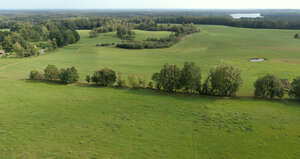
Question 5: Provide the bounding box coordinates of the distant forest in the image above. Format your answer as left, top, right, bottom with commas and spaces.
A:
0, 9, 300, 29
1, 9, 300, 29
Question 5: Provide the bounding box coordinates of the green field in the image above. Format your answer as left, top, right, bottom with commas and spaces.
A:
0, 26, 300, 159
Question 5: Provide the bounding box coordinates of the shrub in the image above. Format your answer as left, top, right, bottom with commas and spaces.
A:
294, 33, 299, 39
91, 68, 116, 86
29, 70, 44, 80
59, 67, 79, 84
289, 77, 300, 100
138, 77, 146, 88
128, 75, 141, 88
116, 72, 127, 88
44, 65, 60, 81
180, 62, 201, 93
96, 43, 114, 47
202, 64, 242, 96
152, 64, 182, 92
254, 74, 284, 99
148, 81, 154, 89
86, 75, 91, 83
152, 72, 162, 90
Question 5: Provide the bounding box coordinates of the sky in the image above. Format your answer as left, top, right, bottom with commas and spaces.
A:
1, 0, 300, 9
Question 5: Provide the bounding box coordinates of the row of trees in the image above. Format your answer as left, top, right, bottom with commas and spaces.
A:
151, 63, 242, 97
28, 63, 300, 101
254, 74, 300, 100
29, 65, 79, 84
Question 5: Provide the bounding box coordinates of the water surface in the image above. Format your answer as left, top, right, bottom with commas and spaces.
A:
231, 13, 263, 19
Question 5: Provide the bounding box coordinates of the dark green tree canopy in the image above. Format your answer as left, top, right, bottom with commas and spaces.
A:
289, 77, 300, 100
254, 74, 284, 99
202, 64, 242, 97
91, 68, 117, 86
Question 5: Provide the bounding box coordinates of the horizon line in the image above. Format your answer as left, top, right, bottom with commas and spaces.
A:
0, 8, 300, 10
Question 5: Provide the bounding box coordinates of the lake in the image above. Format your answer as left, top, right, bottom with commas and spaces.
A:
231, 13, 263, 19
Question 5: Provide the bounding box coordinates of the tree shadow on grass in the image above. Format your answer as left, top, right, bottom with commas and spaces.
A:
122, 88, 219, 102
23, 79, 67, 86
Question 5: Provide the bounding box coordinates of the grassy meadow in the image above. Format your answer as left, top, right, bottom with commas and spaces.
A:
0, 26, 300, 159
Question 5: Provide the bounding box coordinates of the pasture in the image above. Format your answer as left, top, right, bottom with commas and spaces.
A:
0, 25, 300, 159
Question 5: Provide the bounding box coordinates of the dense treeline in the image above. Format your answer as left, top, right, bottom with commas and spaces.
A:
152, 16, 300, 29
55, 15, 300, 30
2, 10, 300, 30
0, 22, 80, 57
29, 63, 300, 101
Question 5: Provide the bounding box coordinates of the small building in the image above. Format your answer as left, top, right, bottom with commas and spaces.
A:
0, 50, 5, 55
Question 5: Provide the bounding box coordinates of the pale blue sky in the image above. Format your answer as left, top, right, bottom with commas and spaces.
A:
1, 0, 300, 9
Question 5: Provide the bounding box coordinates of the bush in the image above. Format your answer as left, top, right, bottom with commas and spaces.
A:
254, 74, 284, 99
152, 72, 162, 90
96, 43, 114, 47
148, 81, 154, 89
152, 64, 182, 92
91, 68, 117, 86
44, 65, 60, 81
29, 70, 44, 80
116, 72, 127, 88
202, 64, 242, 97
128, 75, 141, 88
59, 67, 79, 84
86, 75, 91, 83
180, 62, 201, 93
294, 33, 299, 39
289, 77, 300, 100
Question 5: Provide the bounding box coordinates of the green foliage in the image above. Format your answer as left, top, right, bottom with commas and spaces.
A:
152, 64, 182, 92
202, 65, 242, 97
59, 67, 79, 84
295, 33, 299, 39
24, 43, 38, 57
13, 42, 25, 57
44, 64, 60, 81
254, 74, 285, 99
29, 70, 44, 80
128, 75, 141, 88
289, 77, 300, 100
0, 22, 80, 57
180, 62, 201, 93
152, 72, 162, 90
148, 81, 154, 89
117, 26, 136, 40
96, 43, 115, 47
116, 72, 127, 88
91, 68, 117, 86
85, 75, 91, 83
